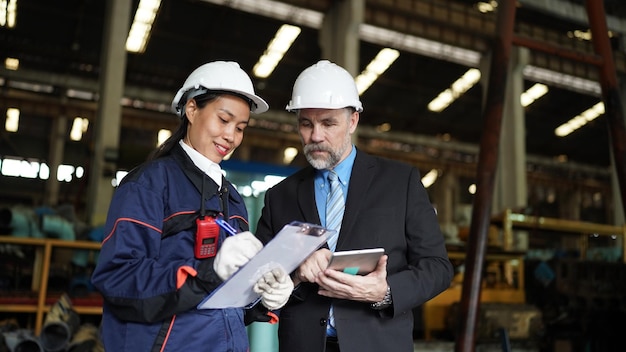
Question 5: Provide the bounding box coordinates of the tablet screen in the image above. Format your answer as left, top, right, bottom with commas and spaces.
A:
327, 248, 384, 275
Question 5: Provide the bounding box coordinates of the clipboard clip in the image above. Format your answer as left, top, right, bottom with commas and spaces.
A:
289, 221, 330, 237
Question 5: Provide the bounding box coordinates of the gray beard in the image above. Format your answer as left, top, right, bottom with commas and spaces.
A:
304, 147, 339, 169
303, 141, 350, 170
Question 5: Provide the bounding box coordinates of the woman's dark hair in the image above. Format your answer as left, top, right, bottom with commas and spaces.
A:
148, 90, 252, 161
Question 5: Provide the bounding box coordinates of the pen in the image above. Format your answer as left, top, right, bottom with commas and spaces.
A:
215, 218, 238, 236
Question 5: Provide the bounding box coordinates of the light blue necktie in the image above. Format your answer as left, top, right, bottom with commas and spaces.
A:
326, 170, 344, 336
326, 170, 344, 251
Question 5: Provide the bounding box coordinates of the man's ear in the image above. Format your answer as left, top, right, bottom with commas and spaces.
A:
349, 111, 360, 133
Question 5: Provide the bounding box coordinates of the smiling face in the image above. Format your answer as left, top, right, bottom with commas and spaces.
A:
297, 108, 359, 170
184, 94, 250, 163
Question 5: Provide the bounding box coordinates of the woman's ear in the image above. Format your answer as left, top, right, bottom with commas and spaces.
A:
185, 99, 197, 123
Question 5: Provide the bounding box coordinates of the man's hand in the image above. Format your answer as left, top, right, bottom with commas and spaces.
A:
254, 267, 294, 310
213, 231, 263, 281
317, 254, 389, 302
293, 248, 332, 285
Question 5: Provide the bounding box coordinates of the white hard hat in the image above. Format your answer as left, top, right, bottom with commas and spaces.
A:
171, 61, 269, 116
286, 60, 363, 112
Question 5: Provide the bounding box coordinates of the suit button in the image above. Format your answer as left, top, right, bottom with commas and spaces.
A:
320, 318, 327, 326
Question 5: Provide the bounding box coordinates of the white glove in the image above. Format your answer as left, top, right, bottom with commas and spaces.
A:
253, 267, 294, 310
213, 231, 263, 281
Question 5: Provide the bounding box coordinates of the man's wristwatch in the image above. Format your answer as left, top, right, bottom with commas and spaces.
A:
370, 286, 392, 310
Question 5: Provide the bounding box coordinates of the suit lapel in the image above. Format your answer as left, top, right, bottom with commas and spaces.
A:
336, 151, 376, 250
297, 167, 321, 225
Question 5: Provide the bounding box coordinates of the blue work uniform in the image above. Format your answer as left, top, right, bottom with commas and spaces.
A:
91, 143, 251, 351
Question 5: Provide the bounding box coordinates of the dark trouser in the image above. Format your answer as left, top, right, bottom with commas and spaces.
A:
325, 336, 340, 352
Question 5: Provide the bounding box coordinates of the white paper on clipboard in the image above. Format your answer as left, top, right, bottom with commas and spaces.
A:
197, 221, 332, 309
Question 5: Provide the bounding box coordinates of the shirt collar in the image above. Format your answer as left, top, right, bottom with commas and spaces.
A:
179, 139, 223, 187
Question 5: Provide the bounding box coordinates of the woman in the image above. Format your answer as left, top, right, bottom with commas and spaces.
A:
91, 61, 293, 351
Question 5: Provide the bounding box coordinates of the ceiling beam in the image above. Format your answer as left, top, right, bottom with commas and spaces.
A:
519, 0, 626, 35
0, 66, 610, 179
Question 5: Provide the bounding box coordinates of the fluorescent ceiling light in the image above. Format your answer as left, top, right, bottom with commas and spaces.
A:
421, 169, 439, 188
126, 0, 161, 53
0, 158, 39, 178
5, 57, 18, 70
555, 101, 604, 137
5, 107, 19, 132
520, 83, 548, 107
114, 171, 129, 187
70, 117, 89, 141
355, 48, 399, 95
282, 146, 298, 164
157, 129, 171, 147
376, 123, 391, 132
253, 24, 301, 78
476, 1, 498, 13
567, 29, 615, 41
0, 0, 17, 28
428, 68, 481, 112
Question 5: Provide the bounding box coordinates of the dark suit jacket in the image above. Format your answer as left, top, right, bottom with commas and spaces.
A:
255, 150, 453, 352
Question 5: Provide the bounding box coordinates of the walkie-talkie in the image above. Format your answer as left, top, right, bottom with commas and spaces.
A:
195, 176, 220, 259
194, 216, 219, 259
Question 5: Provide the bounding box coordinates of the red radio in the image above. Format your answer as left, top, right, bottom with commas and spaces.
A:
194, 216, 219, 259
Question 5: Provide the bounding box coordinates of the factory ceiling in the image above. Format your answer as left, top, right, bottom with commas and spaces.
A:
1, 0, 626, 174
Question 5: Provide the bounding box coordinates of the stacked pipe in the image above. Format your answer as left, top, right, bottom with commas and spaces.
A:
39, 294, 80, 352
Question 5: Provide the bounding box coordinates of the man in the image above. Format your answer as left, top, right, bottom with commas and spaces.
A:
255, 60, 453, 352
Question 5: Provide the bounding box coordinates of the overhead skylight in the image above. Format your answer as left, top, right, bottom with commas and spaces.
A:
355, 48, 399, 95
126, 0, 161, 53
555, 102, 604, 137
253, 24, 301, 78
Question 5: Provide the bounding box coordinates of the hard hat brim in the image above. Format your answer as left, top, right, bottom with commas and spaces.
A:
172, 87, 269, 116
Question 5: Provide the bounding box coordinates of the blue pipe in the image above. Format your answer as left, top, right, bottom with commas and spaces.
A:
0, 208, 44, 238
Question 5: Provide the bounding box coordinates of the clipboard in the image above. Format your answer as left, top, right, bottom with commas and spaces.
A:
197, 221, 332, 309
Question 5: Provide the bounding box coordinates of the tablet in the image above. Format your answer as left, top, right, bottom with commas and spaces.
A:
327, 248, 385, 275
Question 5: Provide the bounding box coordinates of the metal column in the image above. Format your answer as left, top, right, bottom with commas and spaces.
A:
455, 0, 517, 350
585, 0, 626, 220
85, 0, 131, 226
